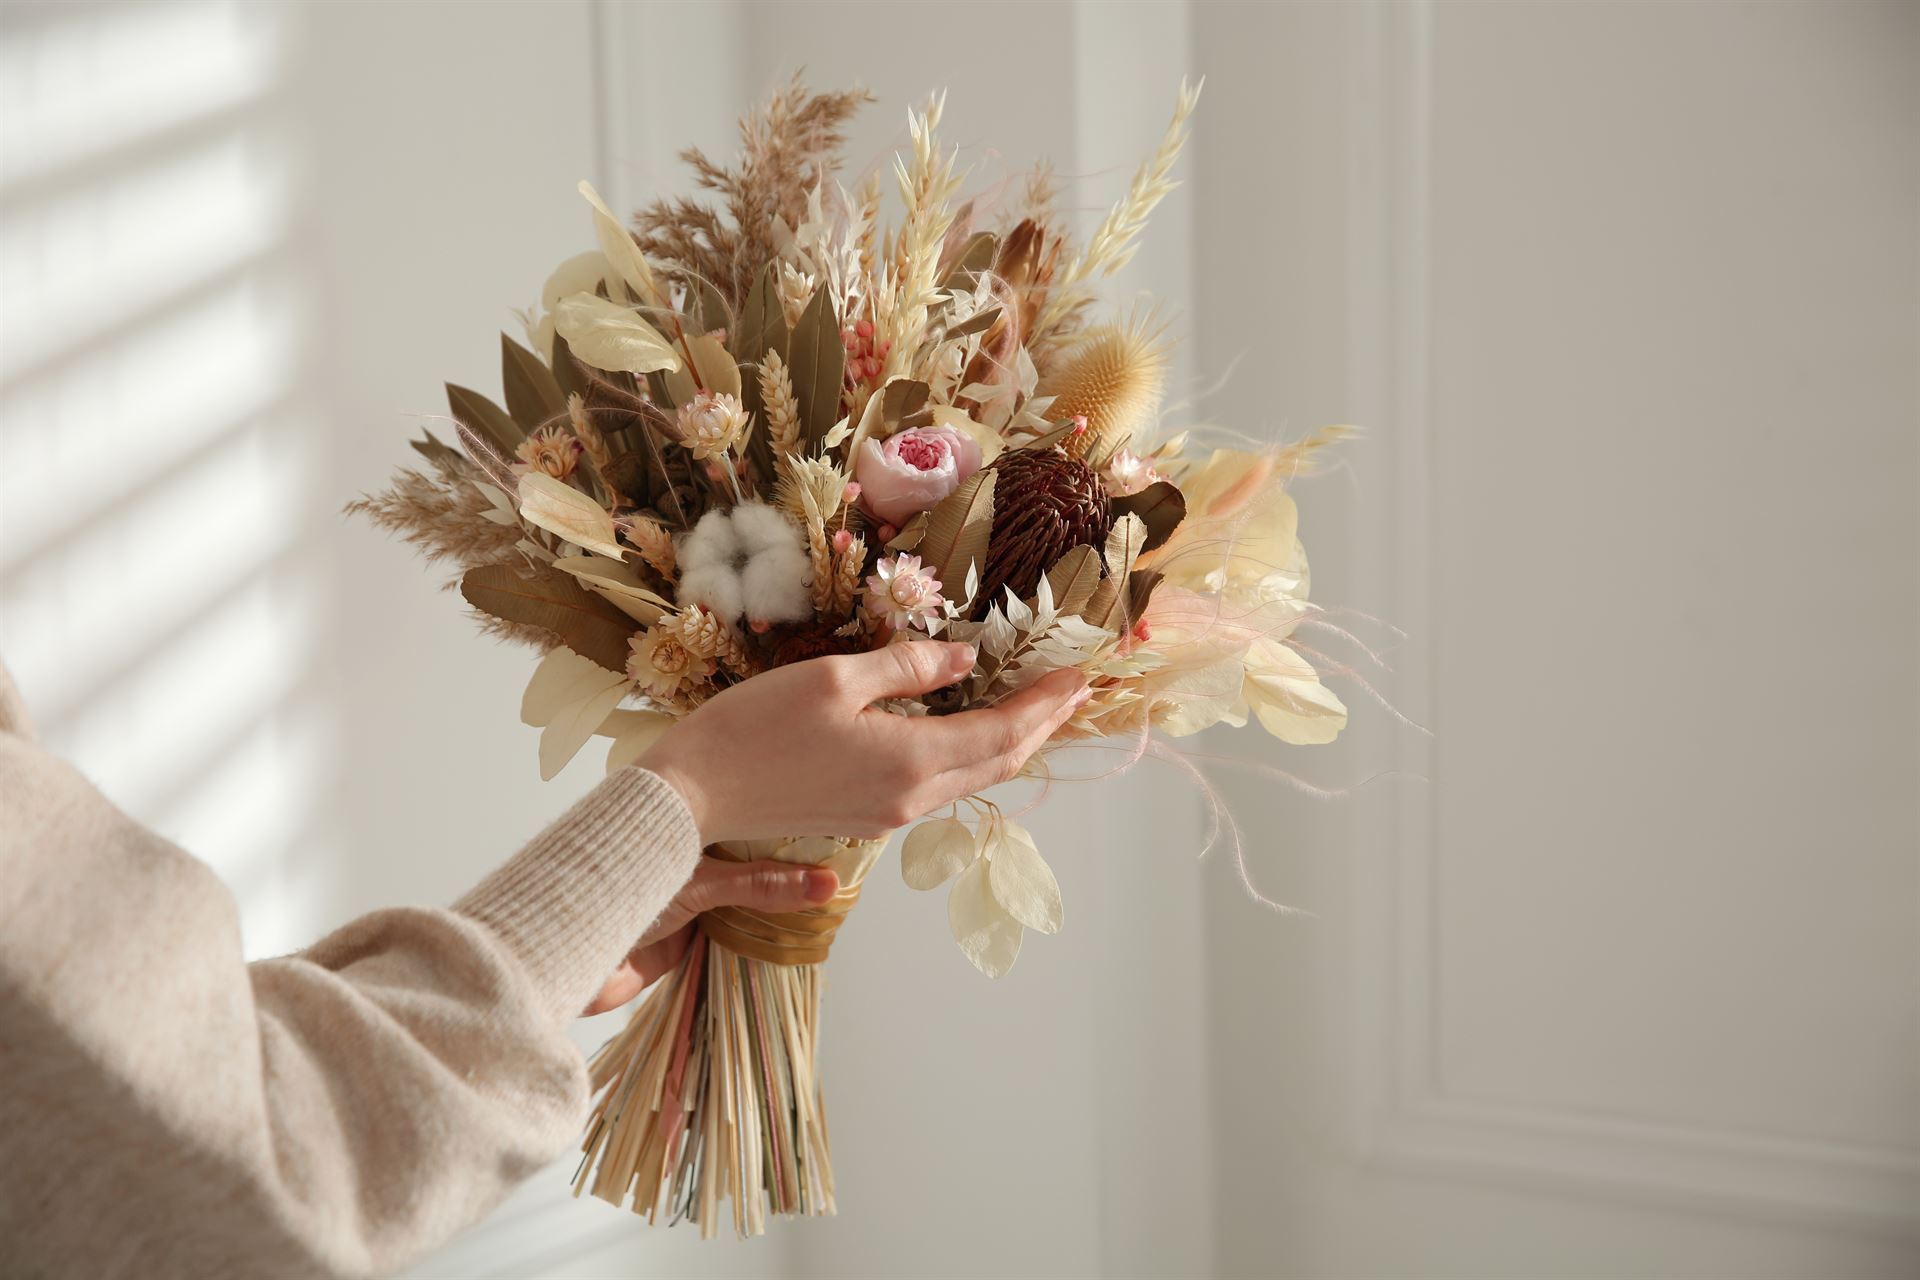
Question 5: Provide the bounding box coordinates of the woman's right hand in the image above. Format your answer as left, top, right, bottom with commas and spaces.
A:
636, 641, 1090, 844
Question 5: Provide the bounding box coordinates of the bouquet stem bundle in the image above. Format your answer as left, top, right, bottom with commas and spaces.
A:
574, 837, 879, 1238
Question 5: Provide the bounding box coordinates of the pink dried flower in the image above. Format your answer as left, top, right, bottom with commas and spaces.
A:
1103, 447, 1161, 497
854, 423, 983, 526
862, 553, 945, 631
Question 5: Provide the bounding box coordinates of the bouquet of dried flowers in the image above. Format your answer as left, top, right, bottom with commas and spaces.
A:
353, 77, 1352, 1238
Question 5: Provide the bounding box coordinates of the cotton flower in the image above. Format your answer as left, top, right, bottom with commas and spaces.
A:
1102, 447, 1160, 497
628, 625, 714, 699
854, 424, 983, 526
515, 425, 582, 481
675, 391, 750, 461
863, 554, 945, 631
676, 501, 812, 627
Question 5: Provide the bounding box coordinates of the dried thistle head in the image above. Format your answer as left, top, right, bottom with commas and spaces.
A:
1041, 314, 1170, 462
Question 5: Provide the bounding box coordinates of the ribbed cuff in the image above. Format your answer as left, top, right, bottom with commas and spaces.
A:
454, 767, 704, 1025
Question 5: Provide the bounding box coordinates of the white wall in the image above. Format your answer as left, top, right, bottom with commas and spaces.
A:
3, 2, 1914, 1278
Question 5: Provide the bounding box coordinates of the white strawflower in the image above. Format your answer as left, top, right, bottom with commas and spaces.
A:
675, 391, 750, 461
676, 501, 813, 626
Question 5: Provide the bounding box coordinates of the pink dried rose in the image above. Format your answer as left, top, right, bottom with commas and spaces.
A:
854, 424, 983, 526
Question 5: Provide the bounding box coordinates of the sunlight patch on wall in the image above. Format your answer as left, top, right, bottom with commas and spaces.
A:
0, 1, 325, 955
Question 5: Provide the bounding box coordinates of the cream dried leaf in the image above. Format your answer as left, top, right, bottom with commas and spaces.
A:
553, 293, 681, 375
900, 818, 974, 890
986, 819, 1062, 935
948, 857, 1023, 978
517, 473, 625, 559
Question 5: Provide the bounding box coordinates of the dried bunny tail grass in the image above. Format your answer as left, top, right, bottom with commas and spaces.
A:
878, 93, 963, 383
1032, 78, 1202, 347
345, 466, 523, 581
758, 349, 803, 460
1273, 424, 1360, 481
645, 77, 873, 306
1042, 311, 1171, 462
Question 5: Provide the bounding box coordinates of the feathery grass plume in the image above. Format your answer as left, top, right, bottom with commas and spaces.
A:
1043, 313, 1171, 462
345, 466, 524, 584
758, 349, 803, 460
1273, 424, 1360, 480
1032, 78, 1203, 351
636, 77, 873, 307
877, 94, 962, 387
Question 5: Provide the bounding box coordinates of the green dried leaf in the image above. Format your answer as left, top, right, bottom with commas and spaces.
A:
945, 305, 1002, 340
446, 382, 523, 459
501, 333, 566, 434
786, 286, 845, 450
887, 511, 929, 552
460, 563, 636, 675
1019, 419, 1084, 454
1108, 480, 1185, 552
409, 429, 466, 472
919, 469, 995, 606
939, 232, 999, 287
881, 379, 932, 432
694, 279, 732, 337
550, 333, 590, 402
732, 263, 789, 363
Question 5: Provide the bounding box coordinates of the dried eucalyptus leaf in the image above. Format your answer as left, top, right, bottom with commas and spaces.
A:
948, 857, 1023, 978
986, 820, 1062, 934
944, 305, 1002, 341
901, 818, 975, 890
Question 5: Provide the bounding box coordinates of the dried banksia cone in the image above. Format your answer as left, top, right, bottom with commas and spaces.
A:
1042, 319, 1168, 462
978, 448, 1112, 611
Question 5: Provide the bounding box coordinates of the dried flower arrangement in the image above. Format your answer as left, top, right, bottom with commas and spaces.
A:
353, 76, 1353, 1238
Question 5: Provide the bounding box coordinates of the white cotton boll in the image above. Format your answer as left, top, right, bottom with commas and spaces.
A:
740, 538, 813, 624
676, 562, 746, 623
680, 508, 742, 565
727, 501, 798, 554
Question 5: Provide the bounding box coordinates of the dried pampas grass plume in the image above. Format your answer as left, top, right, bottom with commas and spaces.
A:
1043, 315, 1170, 461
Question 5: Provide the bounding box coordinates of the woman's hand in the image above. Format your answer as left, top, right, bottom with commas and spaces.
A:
637, 641, 1089, 845
582, 858, 839, 1015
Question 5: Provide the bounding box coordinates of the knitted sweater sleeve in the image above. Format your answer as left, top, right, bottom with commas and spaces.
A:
0, 664, 703, 1279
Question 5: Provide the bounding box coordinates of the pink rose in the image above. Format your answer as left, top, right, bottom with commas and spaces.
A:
854, 425, 983, 526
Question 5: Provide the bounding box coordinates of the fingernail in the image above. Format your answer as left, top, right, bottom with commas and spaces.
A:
950, 643, 977, 668
804, 869, 839, 902
1070, 683, 1093, 707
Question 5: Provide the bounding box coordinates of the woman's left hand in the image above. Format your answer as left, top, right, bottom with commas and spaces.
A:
580, 859, 839, 1015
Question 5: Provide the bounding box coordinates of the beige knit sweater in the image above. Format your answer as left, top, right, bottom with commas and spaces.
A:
0, 660, 705, 1278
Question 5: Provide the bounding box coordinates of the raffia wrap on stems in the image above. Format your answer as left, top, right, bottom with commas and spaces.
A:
573, 833, 887, 1238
